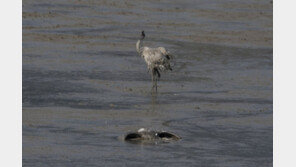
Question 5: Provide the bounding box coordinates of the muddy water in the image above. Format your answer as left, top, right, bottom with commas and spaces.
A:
23, 0, 272, 166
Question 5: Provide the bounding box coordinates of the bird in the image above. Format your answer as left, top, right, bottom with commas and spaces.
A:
124, 128, 181, 143
136, 31, 173, 92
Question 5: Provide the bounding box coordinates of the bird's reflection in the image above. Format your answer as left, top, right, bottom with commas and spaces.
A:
150, 92, 158, 112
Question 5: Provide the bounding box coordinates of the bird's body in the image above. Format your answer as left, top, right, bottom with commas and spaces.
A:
124, 128, 181, 143
136, 31, 173, 92
141, 46, 172, 72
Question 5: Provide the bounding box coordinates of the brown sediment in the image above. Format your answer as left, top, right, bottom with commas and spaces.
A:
23, 11, 61, 18
174, 30, 272, 48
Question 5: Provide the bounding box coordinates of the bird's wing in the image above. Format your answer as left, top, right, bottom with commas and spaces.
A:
143, 48, 162, 62
142, 47, 173, 71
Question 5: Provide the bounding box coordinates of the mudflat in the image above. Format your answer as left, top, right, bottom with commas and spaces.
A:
23, 0, 272, 166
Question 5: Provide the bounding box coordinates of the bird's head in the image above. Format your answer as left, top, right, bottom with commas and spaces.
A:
141, 31, 145, 39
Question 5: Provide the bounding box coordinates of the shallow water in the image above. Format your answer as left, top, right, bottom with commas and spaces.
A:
23, 0, 272, 166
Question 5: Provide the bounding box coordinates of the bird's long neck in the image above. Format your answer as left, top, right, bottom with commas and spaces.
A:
136, 38, 144, 54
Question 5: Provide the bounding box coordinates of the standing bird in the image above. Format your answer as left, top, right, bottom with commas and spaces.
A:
136, 31, 173, 92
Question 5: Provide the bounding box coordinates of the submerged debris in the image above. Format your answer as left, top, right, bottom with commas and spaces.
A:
124, 128, 181, 143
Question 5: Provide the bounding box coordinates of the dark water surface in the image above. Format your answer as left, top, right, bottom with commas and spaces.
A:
23, 0, 272, 166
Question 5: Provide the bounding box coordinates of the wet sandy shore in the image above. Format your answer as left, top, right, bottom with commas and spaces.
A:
23, 0, 272, 166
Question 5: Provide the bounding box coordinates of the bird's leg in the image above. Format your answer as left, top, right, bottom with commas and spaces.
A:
155, 77, 158, 92
151, 68, 159, 92
150, 68, 161, 93
154, 68, 160, 93
154, 78, 158, 93
151, 72, 155, 92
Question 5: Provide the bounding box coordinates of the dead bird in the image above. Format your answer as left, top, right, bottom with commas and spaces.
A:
124, 128, 181, 143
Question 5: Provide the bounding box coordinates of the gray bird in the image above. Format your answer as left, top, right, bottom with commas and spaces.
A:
136, 31, 173, 92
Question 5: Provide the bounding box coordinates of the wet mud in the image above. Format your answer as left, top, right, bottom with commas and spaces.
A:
23, 0, 272, 166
